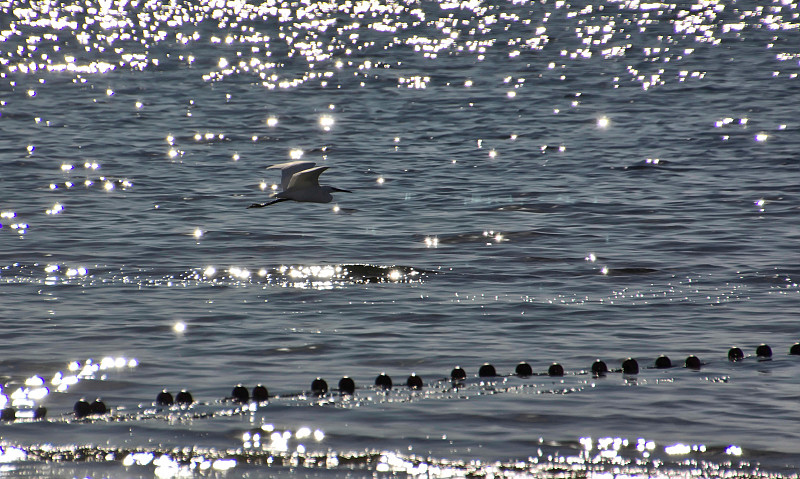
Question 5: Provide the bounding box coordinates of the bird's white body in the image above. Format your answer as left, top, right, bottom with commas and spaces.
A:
249, 161, 351, 208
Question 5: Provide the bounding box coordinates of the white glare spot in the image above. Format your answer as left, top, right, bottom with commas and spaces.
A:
174, 322, 186, 333
25, 376, 44, 387
319, 115, 334, 131
755, 133, 768, 142
193, 228, 203, 239
212, 459, 236, 471
665, 443, 691, 455
266, 116, 278, 127
725, 445, 743, 456
597, 116, 610, 128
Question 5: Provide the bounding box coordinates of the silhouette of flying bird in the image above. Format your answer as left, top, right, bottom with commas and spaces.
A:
248, 161, 352, 208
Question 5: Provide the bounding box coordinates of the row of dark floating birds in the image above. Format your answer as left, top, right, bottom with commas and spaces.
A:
1, 343, 795, 422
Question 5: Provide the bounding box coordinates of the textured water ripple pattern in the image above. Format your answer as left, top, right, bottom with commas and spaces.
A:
3, 0, 800, 88
0, 262, 429, 288
2, 348, 800, 477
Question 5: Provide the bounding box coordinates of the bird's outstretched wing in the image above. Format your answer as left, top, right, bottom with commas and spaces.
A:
286, 166, 329, 191
267, 161, 316, 191
247, 198, 289, 208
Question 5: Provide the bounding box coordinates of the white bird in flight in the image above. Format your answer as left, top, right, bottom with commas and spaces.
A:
248, 161, 352, 208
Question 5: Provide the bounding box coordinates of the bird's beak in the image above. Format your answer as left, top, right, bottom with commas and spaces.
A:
332, 187, 353, 193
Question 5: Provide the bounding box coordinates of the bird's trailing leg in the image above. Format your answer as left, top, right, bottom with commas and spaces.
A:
247, 198, 289, 208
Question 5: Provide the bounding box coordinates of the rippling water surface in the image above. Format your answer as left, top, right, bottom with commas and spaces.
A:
2, 0, 800, 476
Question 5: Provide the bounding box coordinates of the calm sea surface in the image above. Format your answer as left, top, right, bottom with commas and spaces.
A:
2, 0, 800, 476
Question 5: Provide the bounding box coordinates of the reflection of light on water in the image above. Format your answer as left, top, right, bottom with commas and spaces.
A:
228, 266, 251, 279
10, 263, 424, 289
45, 203, 64, 215
3, 357, 137, 407
242, 425, 324, 458
0, 447, 26, 463
725, 445, 742, 456
481, 230, 504, 244
123, 452, 154, 466
319, 115, 334, 132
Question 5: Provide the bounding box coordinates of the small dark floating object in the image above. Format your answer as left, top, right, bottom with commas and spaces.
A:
654, 355, 672, 369
1, 407, 16, 422
252, 384, 269, 402
406, 373, 423, 390
90, 399, 108, 415
338, 377, 355, 395
591, 360, 608, 375
156, 389, 174, 406
33, 406, 47, 420
478, 363, 497, 377
684, 355, 702, 370
790, 343, 800, 355
622, 358, 639, 374
231, 384, 250, 403
515, 362, 533, 377
756, 343, 772, 358
375, 373, 393, 390
74, 399, 92, 418
450, 366, 467, 381
728, 347, 744, 362
547, 363, 564, 377
311, 378, 328, 396
175, 390, 194, 405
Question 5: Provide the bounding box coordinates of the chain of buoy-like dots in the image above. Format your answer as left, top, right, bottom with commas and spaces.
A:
1, 343, 796, 422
